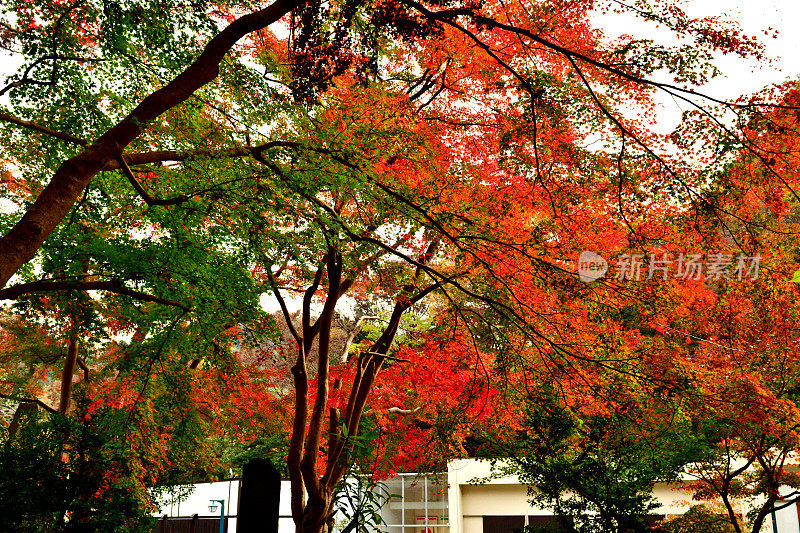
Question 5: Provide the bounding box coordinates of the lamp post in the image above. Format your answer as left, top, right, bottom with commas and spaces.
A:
771, 503, 779, 533
208, 499, 225, 533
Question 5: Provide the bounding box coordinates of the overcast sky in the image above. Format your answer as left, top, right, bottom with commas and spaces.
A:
684, 0, 800, 95
595, 0, 800, 132
0, 1, 797, 132
0, 1, 797, 95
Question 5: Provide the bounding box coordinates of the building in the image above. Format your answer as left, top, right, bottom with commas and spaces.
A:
445, 459, 800, 533
154, 459, 800, 532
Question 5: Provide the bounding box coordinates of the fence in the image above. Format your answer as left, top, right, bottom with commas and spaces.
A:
153, 514, 229, 533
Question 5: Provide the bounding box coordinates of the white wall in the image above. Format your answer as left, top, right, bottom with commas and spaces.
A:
156, 479, 241, 531
765, 491, 800, 533
446, 459, 800, 533
155, 478, 297, 532
155, 479, 357, 533
154, 464, 800, 533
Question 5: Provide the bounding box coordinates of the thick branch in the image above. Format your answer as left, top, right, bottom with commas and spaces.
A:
102, 140, 301, 169
0, 392, 57, 414
301, 251, 344, 502
323, 240, 443, 487
0, 0, 300, 288
116, 155, 188, 206
58, 336, 78, 413
76, 356, 90, 382
0, 278, 189, 311
325, 301, 407, 487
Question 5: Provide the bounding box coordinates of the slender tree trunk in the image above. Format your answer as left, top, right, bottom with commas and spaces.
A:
721, 493, 743, 533
59, 336, 79, 413
751, 496, 777, 533
284, 243, 437, 532
289, 353, 310, 533
295, 310, 405, 533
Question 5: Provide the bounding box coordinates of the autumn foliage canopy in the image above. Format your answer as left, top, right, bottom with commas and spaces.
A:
0, 0, 799, 531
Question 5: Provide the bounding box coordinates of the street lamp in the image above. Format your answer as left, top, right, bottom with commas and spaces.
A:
208, 499, 225, 533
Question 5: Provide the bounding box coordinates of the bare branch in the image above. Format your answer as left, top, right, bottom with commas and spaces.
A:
340, 315, 378, 363
267, 267, 302, 345
387, 406, 421, 416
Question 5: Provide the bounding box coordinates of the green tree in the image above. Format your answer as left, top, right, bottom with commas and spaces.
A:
0, 408, 160, 533
506, 387, 702, 533
654, 506, 736, 533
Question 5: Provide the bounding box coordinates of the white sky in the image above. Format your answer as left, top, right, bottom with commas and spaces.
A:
0, 0, 796, 127
595, 0, 800, 132
683, 0, 800, 95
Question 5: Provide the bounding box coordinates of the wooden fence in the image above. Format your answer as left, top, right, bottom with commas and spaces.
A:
153, 514, 229, 533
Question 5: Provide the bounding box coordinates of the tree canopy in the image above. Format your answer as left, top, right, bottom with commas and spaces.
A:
1, 0, 800, 531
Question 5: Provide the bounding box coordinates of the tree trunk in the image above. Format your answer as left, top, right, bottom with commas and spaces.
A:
282, 244, 436, 532
750, 496, 777, 533
301, 491, 333, 533
59, 336, 79, 413
7, 401, 38, 438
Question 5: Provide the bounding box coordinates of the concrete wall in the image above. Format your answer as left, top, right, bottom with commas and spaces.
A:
156, 480, 242, 532
448, 459, 549, 533
447, 459, 800, 533
155, 479, 341, 533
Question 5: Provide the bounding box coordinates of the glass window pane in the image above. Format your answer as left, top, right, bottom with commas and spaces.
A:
376, 476, 404, 527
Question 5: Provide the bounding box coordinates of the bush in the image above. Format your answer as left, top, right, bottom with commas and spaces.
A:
654, 506, 737, 533
0, 411, 156, 533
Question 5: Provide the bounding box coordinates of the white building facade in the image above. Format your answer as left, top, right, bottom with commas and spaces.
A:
155, 459, 800, 533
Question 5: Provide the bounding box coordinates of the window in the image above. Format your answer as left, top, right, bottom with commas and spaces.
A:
378, 474, 449, 533
483, 516, 525, 533
527, 515, 572, 532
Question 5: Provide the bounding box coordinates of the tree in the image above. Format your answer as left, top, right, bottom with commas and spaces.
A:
484, 363, 702, 533
0, 399, 190, 533
655, 506, 737, 533
1, 0, 798, 532
651, 86, 800, 533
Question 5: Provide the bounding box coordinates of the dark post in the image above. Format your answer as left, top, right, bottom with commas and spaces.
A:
237, 458, 281, 533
